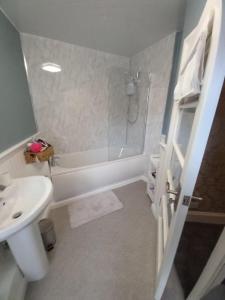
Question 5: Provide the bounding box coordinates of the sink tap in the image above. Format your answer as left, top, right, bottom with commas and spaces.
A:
0, 172, 11, 193
50, 156, 60, 167
0, 186, 6, 203
0, 185, 7, 201
0, 185, 6, 191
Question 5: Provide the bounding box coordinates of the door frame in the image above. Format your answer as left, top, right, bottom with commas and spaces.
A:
154, 0, 225, 299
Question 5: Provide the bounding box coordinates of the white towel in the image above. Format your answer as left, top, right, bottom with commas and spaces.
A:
174, 4, 214, 102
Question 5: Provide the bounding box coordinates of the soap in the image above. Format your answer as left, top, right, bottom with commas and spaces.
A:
30, 142, 42, 153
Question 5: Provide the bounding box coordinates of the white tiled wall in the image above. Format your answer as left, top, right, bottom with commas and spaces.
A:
130, 32, 176, 157
18, 32, 175, 162
21, 33, 129, 154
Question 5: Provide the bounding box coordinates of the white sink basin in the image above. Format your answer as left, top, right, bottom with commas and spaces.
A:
0, 176, 53, 282
0, 176, 52, 241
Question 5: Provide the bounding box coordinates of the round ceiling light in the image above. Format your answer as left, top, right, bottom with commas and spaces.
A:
41, 62, 62, 73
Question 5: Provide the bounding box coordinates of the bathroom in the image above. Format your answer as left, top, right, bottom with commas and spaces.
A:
0, 0, 225, 299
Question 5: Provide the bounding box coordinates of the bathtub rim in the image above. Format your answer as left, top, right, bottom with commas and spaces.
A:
51, 153, 147, 176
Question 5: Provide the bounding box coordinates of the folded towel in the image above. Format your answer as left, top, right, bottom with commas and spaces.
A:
174, 5, 214, 102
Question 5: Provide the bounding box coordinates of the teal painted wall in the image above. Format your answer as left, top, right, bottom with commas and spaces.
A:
162, 32, 182, 136
182, 0, 207, 38
0, 10, 37, 152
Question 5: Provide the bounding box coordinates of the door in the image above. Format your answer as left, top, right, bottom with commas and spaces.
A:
154, 1, 225, 298
155, 98, 204, 300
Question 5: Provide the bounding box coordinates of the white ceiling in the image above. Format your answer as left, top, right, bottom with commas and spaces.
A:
0, 0, 186, 57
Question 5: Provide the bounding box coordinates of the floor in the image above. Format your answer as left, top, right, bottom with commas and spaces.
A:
25, 181, 157, 300
202, 284, 225, 300
161, 267, 185, 300
175, 221, 224, 297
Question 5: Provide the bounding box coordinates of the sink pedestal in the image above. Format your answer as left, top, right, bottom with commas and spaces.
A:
7, 222, 49, 281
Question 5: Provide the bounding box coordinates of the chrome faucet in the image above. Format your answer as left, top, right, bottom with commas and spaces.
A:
50, 156, 60, 167
0, 184, 7, 203
0, 185, 6, 191
0, 172, 11, 194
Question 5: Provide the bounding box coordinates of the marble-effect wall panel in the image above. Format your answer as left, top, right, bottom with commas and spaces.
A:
21, 32, 175, 159
108, 67, 128, 149
130, 33, 176, 157
21, 33, 129, 154
126, 71, 150, 155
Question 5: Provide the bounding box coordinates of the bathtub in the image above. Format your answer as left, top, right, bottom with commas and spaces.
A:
51, 148, 147, 203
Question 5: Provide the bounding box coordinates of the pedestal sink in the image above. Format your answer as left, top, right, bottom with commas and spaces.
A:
0, 176, 53, 281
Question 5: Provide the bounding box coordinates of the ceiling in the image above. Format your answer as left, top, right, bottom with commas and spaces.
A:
0, 0, 186, 57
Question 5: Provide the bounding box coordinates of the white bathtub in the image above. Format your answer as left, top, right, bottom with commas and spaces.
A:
51, 148, 147, 203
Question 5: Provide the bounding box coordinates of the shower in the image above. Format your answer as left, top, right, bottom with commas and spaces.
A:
115, 71, 142, 159
108, 67, 149, 161
125, 71, 141, 125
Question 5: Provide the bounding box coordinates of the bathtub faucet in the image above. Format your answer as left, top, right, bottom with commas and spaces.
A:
50, 155, 60, 167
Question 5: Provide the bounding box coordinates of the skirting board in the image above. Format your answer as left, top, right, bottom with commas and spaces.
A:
48, 175, 148, 211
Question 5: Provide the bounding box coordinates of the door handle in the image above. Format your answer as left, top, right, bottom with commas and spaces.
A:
190, 196, 203, 201
183, 195, 203, 206
167, 188, 202, 201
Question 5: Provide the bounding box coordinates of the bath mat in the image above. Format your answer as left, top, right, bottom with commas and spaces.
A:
68, 191, 123, 228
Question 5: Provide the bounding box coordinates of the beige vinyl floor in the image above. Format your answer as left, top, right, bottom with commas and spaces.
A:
25, 181, 157, 300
